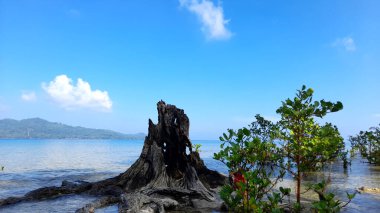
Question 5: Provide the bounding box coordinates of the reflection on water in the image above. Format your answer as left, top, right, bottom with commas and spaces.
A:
275, 158, 380, 213
0, 195, 98, 213
0, 140, 379, 212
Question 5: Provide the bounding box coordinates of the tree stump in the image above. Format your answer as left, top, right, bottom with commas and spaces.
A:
0, 101, 227, 212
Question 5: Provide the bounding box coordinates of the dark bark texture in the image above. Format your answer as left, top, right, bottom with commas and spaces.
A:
0, 101, 227, 212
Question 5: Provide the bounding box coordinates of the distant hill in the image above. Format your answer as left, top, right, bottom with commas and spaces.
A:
0, 118, 145, 139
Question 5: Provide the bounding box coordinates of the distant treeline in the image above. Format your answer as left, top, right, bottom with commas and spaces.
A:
0, 118, 145, 139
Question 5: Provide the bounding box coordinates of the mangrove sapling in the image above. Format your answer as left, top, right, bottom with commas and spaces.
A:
192, 143, 202, 153
350, 124, 380, 165
214, 115, 291, 212
309, 180, 356, 213
275, 85, 345, 207
340, 151, 351, 170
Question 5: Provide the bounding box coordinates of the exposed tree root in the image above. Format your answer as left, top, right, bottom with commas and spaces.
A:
76, 196, 120, 213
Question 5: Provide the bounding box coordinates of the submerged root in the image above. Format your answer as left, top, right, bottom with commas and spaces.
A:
0, 180, 92, 206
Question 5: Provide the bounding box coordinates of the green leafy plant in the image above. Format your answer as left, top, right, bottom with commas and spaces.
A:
275, 85, 345, 206
340, 151, 351, 169
309, 180, 356, 213
192, 143, 202, 153
215, 115, 290, 212
350, 124, 380, 164
215, 86, 355, 212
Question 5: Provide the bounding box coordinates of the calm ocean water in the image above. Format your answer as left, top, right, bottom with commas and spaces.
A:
0, 139, 379, 212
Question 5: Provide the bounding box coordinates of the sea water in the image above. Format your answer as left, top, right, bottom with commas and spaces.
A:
0, 139, 379, 212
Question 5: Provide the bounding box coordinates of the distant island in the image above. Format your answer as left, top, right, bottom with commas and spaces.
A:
0, 118, 145, 139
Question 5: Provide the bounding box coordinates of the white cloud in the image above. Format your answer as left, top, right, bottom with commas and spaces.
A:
332, 36, 356, 52
21, 91, 36, 102
42, 75, 112, 111
180, 0, 232, 40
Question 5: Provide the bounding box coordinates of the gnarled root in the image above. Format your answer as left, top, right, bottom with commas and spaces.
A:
76, 196, 120, 213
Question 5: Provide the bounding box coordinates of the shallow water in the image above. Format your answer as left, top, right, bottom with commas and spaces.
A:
0, 139, 379, 212
276, 158, 380, 213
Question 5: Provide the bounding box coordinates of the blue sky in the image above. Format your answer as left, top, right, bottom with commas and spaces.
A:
0, 0, 379, 140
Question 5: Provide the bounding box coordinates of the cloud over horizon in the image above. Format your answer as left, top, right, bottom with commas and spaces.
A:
21, 91, 36, 102
42, 75, 112, 111
333, 36, 356, 52
180, 0, 232, 40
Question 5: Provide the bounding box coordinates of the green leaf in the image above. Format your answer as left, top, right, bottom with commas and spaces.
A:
314, 101, 320, 107
346, 192, 356, 200
331, 101, 343, 112
223, 133, 228, 140
307, 88, 314, 96
242, 128, 250, 136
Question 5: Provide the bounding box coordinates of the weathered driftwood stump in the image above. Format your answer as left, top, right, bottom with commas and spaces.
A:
0, 101, 227, 212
